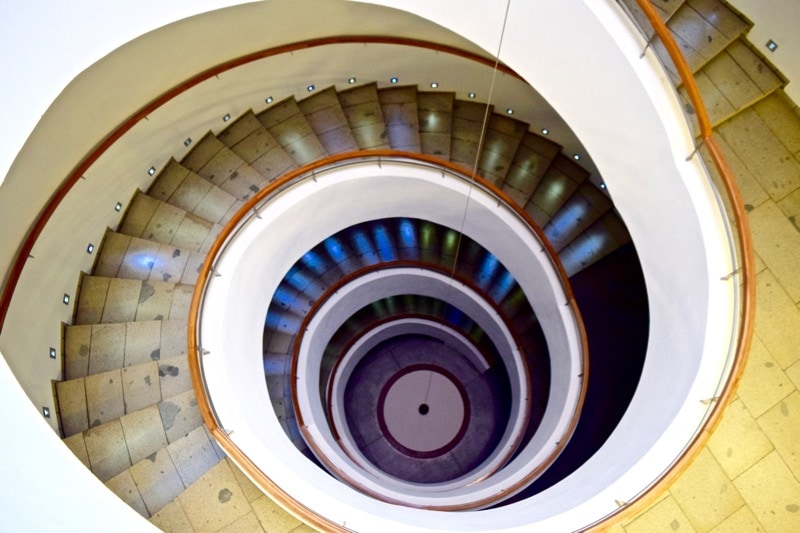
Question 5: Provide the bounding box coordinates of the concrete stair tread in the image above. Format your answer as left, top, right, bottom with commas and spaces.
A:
257, 97, 328, 165
338, 82, 391, 150
298, 86, 359, 154
75, 276, 194, 325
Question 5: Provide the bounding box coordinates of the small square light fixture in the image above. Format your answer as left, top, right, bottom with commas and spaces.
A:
390, 77, 398, 84
42, 407, 50, 418
184, 137, 192, 147
468, 92, 476, 99
49, 347, 57, 359
573, 154, 581, 160
223, 113, 231, 122
114, 202, 122, 212
307, 84, 315, 92
506, 108, 514, 115
430, 82, 439, 88
265, 96, 273, 103
541, 128, 549, 135
86, 243, 94, 254
348, 77, 357, 84
600, 182, 607, 189
766, 39, 778, 52
62, 293, 70, 305
147, 166, 156, 176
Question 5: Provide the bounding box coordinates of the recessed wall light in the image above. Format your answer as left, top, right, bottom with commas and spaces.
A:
86, 243, 94, 254
307, 85, 315, 92
766, 39, 778, 52
223, 113, 231, 122
63, 294, 70, 305
430, 82, 439, 88
506, 108, 514, 115
184, 137, 192, 147
265, 96, 273, 103
114, 202, 122, 212
390, 77, 398, 84
600, 182, 607, 189
42, 407, 50, 418
348, 77, 356, 84
573, 154, 581, 160
541, 128, 549, 135
468, 92, 476, 99
147, 167, 156, 176
49, 348, 57, 359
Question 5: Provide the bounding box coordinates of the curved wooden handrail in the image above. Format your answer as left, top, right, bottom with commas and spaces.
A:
592, 1, 756, 529
189, 151, 588, 518
0, 36, 520, 335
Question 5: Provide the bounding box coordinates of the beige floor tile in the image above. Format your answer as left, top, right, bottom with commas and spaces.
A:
230, 462, 264, 503
777, 186, 800, 232
735, 335, 792, 417
85, 369, 124, 426
124, 320, 162, 367
56, 378, 88, 436
750, 202, 800, 302
144, 201, 187, 245
733, 451, 800, 533
757, 391, 800, 481
288, 524, 316, 533
753, 251, 766, 274
88, 322, 126, 374
703, 51, 763, 112
130, 448, 186, 516
62, 432, 90, 468
159, 389, 203, 443
708, 399, 773, 479
167, 426, 221, 487
181, 251, 206, 286
94, 231, 130, 277
169, 283, 195, 321
102, 279, 142, 323
119, 237, 161, 280
151, 243, 190, 284
122, 361, 161, 413
624, 495, 696, 533
204, 425, 227, 460
159, 355, 192, 399
149, 160, 191, 202
160, 320, 188, 359
179, 460, 251, 532
106, 470, 149, 518
251, 494, 303, 533
121, 404, 168, 464
172, 213, 213, 252
786, 360, 800, 391
64, 324, 91, 379
84, 419, 131, 482
708, 505, 765, 533
76, 276, 110, 325
702, 131, 769, 211
754, 269, 800, 368
170, 172, 212, 214
120, 193, 159, 238
754, 92, 800, 156
218, 510, 265, 533
150, 499, 194, 533
135, 280, 175, 321
669, 448, 744, 531
720, 110, 800, 202
194, 185, 236, 224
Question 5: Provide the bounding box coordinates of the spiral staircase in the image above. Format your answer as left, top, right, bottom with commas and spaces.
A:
2, 0, 800, 531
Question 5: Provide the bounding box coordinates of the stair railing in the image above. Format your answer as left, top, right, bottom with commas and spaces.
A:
592, 0, 756, 528
188, 151, 588, 520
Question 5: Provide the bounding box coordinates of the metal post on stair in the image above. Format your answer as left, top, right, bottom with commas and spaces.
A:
686, 138, 705, 161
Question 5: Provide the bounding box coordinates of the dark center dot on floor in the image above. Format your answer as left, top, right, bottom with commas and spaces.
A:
418, 403, 430, 415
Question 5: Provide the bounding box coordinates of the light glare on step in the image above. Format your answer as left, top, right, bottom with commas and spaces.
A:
766, 39, 778, 52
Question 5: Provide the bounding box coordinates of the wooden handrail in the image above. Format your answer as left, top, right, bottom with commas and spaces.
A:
0, 36, 520, 336
188, 151, 588, 518
593, 1, 756, 529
